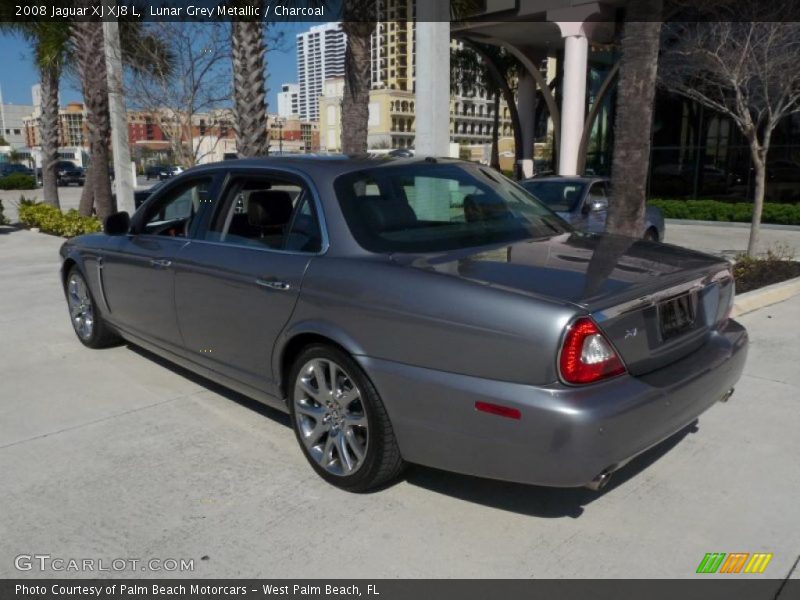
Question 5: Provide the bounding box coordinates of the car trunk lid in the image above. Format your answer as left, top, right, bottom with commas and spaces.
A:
401, 232, 734, 375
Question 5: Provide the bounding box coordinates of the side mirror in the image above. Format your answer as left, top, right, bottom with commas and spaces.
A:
587, 196, 608, 212
104, 211, 130, 236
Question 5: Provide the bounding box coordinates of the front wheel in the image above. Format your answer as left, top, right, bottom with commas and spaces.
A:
288, 345, 405, 492
65, 267, 121, 348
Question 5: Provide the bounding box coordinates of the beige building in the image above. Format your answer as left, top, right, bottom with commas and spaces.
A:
320, 78, 417, 152
319, 0, 513, 154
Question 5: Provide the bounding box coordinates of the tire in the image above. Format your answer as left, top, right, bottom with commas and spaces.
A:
643, 227, 659, 242
288, 344, 405, 492
65, 266, 121, 349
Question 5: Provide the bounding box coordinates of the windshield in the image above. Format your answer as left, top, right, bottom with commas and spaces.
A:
334, 163, 571, 253
519, 180, 586, 212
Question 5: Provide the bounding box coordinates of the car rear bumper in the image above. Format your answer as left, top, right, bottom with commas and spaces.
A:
358, 319, 748, 487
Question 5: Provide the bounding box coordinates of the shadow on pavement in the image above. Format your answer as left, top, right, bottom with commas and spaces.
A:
127, 344, 290, 428
127, 343, 698, 518
403, 423, 696, 518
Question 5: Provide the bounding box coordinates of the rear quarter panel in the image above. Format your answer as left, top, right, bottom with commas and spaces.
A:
283, 257, 579, 385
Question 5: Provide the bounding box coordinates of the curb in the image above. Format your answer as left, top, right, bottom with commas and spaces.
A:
665, 219, 800, 232
732, 275, 800, 317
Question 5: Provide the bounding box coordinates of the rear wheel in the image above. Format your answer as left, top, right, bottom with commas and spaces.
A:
288, 344, 405, 492
65, 267, 120, 348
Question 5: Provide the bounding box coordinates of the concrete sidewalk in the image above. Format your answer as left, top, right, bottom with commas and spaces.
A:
664, 220, 800, 259
0, 227, 798, 581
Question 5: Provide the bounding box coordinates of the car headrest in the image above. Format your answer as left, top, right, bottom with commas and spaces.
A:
247, 190, 293, 228
361, 195, 418, 232
464, 194, 512, 222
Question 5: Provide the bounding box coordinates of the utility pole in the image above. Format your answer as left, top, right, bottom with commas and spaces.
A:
0, 85, 7, 146
103, 17, 135, 214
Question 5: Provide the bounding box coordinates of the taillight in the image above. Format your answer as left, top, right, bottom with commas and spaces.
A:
559, 317, 626, 384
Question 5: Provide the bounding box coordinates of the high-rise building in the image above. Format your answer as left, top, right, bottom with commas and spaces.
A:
296, 23, 346, 122
277, 83, 300, 118
370, 0, 416, 92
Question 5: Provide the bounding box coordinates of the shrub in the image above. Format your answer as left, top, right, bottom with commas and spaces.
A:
733, 245, 800, 293
0, 199, 6, 225
649, 199, 800, 226
18, 199, 101, 238
0, 173, 37, 190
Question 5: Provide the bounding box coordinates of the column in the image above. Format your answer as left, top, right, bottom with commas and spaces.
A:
415, 2, 450, 157
557, 24, 588, 176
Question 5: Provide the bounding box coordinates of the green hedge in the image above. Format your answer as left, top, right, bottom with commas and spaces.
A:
18, 199, 101, 237
0, 173, 37, 190
650, 199, 800, 226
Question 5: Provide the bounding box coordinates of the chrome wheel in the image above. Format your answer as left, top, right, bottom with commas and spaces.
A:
67, 272, 94, 340
293, 358, 369, 477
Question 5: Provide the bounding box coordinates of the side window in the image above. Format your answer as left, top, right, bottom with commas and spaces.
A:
284, 195, 322, 253
143, 178, 211, 236
587, 181, 607, 201
204, 176, 321, 252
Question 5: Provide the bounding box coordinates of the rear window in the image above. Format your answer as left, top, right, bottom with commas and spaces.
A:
334, 163, 570, 253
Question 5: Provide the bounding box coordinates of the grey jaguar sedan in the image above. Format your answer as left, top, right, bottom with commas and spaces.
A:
60, 157, 747, 492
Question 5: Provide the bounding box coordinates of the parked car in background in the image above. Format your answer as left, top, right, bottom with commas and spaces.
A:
59, 157, 746, 492
145, 165, 168, 180
58, 166, 86, 187
520, 176, 665, 241
158, 165, 184, 180
0, 163, 34, 178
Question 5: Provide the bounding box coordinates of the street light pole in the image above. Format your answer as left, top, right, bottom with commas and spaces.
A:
103, 16, 135, 214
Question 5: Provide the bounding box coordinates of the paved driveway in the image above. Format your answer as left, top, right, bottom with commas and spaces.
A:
0, 227, 798, 580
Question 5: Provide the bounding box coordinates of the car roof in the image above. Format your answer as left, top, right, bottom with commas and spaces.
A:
521, 175, 606, 184
184, 155, 467, 178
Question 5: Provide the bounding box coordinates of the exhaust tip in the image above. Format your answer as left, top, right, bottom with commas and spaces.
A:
586, 470, 612, 491
719, 388, 735, 403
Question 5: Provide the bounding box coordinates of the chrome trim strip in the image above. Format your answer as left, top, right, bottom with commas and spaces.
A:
593, 268, 732, 322
96, 256, 111, 312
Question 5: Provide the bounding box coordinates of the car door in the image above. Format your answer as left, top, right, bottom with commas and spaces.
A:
174, 171, 325, 395
100, 175, 218, 351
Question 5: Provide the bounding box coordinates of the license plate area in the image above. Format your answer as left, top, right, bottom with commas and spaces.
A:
658, 292, 697, 340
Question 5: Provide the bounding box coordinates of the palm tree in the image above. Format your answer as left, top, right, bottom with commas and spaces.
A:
341, 1, 378, 155
70, 16, 114, 219
231, 1, 270, 157
0, 23, 69, 209
606, 0, 663, 238
451, 43, 518, 170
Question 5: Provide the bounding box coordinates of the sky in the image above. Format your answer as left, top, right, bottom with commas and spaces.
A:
0, 22, 308, 111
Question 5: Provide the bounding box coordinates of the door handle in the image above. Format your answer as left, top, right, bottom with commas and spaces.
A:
150, 258, 172, 268
256, 278, 291, 291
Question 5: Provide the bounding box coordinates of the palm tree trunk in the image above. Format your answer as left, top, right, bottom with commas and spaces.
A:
39, 63, 61, 209
341, 22, 374, 155
79, 163, 94, 215
607, 0, 662, 238
491, 91, 501, 170
232, 15, 269, 157
72, 17, 114, 219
